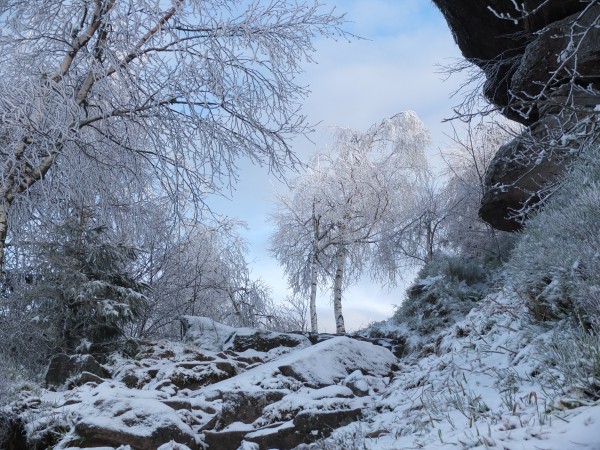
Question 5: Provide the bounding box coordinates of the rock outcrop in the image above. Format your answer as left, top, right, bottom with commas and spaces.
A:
4, 318, 399, 450
433, 0, 600, 230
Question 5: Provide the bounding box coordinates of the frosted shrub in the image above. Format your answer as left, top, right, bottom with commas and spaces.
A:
393, 254, 492, 336
507, 143, 600, 326
539, 327, 600, 400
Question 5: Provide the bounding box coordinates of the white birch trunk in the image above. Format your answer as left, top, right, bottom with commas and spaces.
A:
333, 245, 346, 334
0, 202, 8, 273
309, 249, 319, 333
426, 221, 434, 263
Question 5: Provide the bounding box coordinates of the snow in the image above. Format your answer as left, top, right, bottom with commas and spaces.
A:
195, 336, 397, 397
181, 316, 236, 352
6, 293, 600, 450
314, 289, 600, 449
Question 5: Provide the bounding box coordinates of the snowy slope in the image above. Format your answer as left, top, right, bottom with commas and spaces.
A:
2, 288, 600, 450
309, 289, 600, 449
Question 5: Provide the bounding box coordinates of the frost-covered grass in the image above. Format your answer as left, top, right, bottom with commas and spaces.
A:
3, 286, 600, 449
316, 289, 600, 449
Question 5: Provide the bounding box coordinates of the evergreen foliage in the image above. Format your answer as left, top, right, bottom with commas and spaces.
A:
22, 216, 148, 356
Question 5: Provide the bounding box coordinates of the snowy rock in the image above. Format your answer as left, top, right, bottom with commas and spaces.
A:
202, 428, 247, 450
220, 390, 287, 427
293, 408, 362, 438
342, 371, 370, 397
165, 361, 239, 391
71, 396, 197, 449
180, 316, 236, 352
244, 422, 303, 450
69, 371, 106, 388
223, 328, 311, 353
272, 337, 397, 388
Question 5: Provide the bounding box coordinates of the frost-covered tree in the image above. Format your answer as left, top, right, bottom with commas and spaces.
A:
0, 0, 348, 272
441, 121, 518, 260
270, 167, 335, 333
271, 112, 431, 333
134, 219, 287, 338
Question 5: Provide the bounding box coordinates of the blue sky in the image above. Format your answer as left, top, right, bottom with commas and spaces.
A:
208, 0, 467, 332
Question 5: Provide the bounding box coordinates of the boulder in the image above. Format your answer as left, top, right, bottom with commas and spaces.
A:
432, 0, 586, 120
202, 429, 247, 450
223, 329, 311, 353
270, 337, 397, 388
480, 139, 564, 231
167, 361, 239, 391
68, 371, 105, 388
72, 397, 197, 450
220, 390, 287, 427
479, 104, 600, 231
432, 0, 600, 229
292, 408, 363, 438
45, 354, 110, 387
244, 422, 304, 450
511, 6, 600, 103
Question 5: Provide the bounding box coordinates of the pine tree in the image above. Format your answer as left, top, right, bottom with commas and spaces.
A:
31, 213, 148, 355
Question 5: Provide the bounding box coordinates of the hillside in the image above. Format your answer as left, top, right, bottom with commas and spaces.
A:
2, 286, 599, 449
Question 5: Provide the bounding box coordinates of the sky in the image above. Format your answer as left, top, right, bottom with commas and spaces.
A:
208, 0, 468, 332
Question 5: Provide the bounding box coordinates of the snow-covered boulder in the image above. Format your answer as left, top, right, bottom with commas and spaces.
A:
201, 336, 398, 395
272, 336, 397, 388
223, 328, 311, 353
67, 393, 198, 449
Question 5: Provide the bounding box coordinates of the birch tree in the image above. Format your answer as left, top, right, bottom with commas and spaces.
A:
270, 165, 336, 333
270, 112, 431, 333
0, 0, 347, 272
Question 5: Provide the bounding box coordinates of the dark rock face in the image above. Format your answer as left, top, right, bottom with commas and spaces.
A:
510, 5, 600, 118
479, 126, 578, 231
433, 0, 600, 230
220, 390, 287, 427
432, 0, 588, 119
44, 354, 110, 387
293, 408, 363, 438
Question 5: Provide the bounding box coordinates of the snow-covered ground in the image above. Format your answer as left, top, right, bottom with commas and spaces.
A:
322, 289, 600, 449
2, 288, 600, 449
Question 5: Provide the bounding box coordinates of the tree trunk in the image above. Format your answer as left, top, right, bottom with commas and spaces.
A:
426, 221, 434, 263
0, 201, 9, 273
309, 250, 319, 333
333, 246, 346, 334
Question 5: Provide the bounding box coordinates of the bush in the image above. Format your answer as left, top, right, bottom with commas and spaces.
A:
507, 143, 600, 327
538, 326, 600, 400
393, 254, 493, 336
